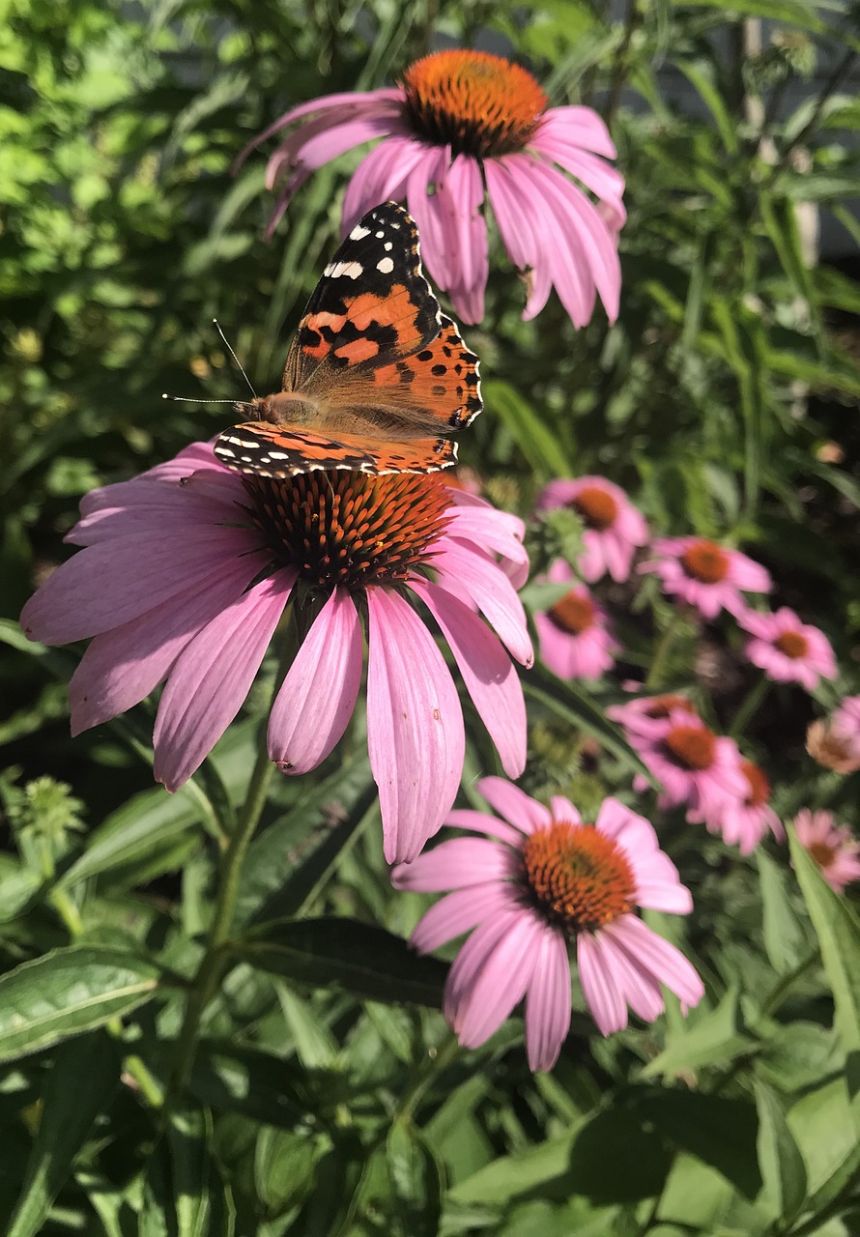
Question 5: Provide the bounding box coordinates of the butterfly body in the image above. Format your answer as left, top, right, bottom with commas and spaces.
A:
214, 202, 481, 478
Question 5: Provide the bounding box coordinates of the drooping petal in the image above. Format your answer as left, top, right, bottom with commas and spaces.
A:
409, 883, 514, 953
436, 153, 488, 324
431, 542, 533, 667
577, 931, 628, 1035
391, 836, 513, 892
153, 570, 294, 790
406, 143, 453, 291
604, 915, 704, 1012
410, 578, 526, 778
477, 777, 551, 834
447, 909, 544, 1048
445, 808, 524, 847
21, 526, 258, 646
69, 549, 270, 735
366, 588, 465, 864
536, 107, 617, 160
234, 88, 404, 168
341, 136, 428, 232
268, 588, 363, 775
524, 927, 572, 1071
485, 157, 553, 320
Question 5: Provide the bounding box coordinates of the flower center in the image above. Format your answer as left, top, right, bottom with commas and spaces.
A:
644, 694, 695, 720
664, 723, 716, 771
401, 49, 547, 159
741, 759, 769, 807
571, 485, 619, 531
548, 590, 595, 635
681, 540, 730, 584
522, 821, 636, 931
809, 841, 835, 868
243, 472, 450, 590
775, 630, 809, 659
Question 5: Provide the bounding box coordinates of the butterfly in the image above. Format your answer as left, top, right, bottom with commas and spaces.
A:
213, 201, 482, 478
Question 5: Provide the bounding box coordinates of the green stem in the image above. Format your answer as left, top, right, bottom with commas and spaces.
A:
645, 610, 683, 689
730, 675, 770, 739
168, 734, 275, 1099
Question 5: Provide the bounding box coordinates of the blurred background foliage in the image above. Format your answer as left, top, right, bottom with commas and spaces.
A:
1, 0, 860, 1233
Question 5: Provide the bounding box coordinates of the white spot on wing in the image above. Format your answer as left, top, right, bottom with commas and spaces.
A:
350, 224, 371, 240
376, 257, 394, 274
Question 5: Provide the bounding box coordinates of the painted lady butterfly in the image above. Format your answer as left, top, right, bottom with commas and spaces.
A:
213, 202, 482, 477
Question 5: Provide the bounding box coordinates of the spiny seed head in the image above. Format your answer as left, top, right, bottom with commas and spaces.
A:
522, 821, 636, 931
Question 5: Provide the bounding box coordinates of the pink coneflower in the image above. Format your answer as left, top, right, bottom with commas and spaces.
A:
393, 779, 703, 1068
534, 561, 618, 680
703, 759, 784, 855
639, 538, 771, 620
634, 710, 748, 821
20, 443, 532, 864
608, 692, 699, 740
536, 476, 648, 583
739, 607, 837, 692
237, 49, 624, 327
794, 809, 860, 892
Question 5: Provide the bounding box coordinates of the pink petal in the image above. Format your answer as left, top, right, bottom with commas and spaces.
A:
590, 930, 665, 1024
525, 927, 572, 1071
409, 883, 514, 953
69, 549, 270, 735
153, 570, 294, 790
432, 542, 533, 667
366, 588, 465, 864
537, 107, 617, 159
476, 777, 550, 834
391, 836, 513, 892
410, 578, 526, 779
448, 909, 543, 1047
605, 916, 704, 1012
341, 136, 427, 232
437, 154, 488, 324
577, 931, 628, 1035
485, 158, 553, 319
234, 88, 403, 168
268, 588, 362, 775
406, 144, 453, 290
550, 795, 580, 824
445, 808, 524, 847
21, 526, 258, 646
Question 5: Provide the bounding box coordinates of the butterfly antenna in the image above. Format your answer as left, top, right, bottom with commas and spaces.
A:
161, 394, 251, 406
212, 318, 258, 399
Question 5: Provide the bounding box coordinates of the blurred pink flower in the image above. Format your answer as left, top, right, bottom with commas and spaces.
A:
21, 443, 532, 864
393, 779, 703, 1067
236, 49, 624, 327
537, 476, 648, 583
639, 537, 771, 620
739, 607, 837, 692
702, 759, 784, 855
608, 691, 699, 740
834, 694, 860, 740
535, 561, 619, 680
794, 809, 860, 892
633, 710, 747, 821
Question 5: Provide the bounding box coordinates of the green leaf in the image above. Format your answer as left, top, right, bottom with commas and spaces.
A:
758, 851, 806, 975
167, 1108, 213, 1237
254, 1127, 323, 1218
188, 1043, 323, 1127
483, 379, 572, 475
238, 918, 447, 1007
0, 946, 160, 1062
754, 1079, 807, 1224
787, 1077, 860, 1216
0, 857, 41, 924
57, 784, 212, 889
6, 1032, 119, 1237
641, 988, 756, 1080
523, 661, 654, 782
675, 60, 739, 153
384, 1122, 443, 1237
789, 827, 860, 1118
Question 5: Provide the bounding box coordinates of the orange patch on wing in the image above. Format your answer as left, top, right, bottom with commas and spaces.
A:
344, 286, 409, 329
335, 337, 381, 364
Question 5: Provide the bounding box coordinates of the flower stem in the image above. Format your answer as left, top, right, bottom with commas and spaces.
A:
168, 732, 275, 1100
645, 609, 683, 689
730, 676, 770, 739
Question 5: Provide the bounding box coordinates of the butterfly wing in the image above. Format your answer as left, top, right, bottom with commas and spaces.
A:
214, 201, 481, 478
283, 200, 441, 392
214, 423, 457, 477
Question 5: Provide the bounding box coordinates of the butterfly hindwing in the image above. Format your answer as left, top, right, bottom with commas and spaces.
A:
214, 423, 456, 477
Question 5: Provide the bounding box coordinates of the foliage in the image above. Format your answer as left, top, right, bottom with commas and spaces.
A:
2, 0, 859, 1233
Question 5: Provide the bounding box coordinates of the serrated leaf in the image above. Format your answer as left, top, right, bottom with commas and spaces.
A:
7, 1032, 119, 1237
0, 947, 160, 1062
641, 988, 755, 1080
238, 918, 447, 1007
